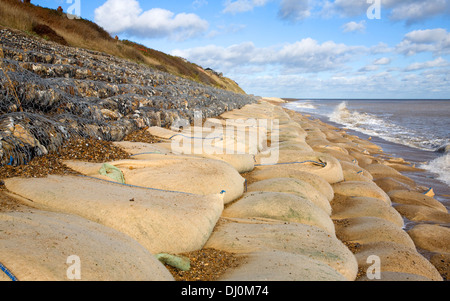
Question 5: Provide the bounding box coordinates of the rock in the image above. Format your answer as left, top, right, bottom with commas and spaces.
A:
0, 28, 257, 167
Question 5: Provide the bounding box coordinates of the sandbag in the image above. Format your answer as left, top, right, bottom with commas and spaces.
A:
0, 208, 174, 281
357, 272, 432, 281
219, 251, 347, 281
64, 154, 245, 204
393, 204, 450, 224
147, 126, 180, 140
249, 169, 334, 202
388, 190, 448, 213
310, 143, 349, 155
311, 147, 356, 163
123, 142, 255, 173
353, 241, 443, 281
223, 191, 335, 235
246, 178, 332, 216
383, 161, 424, 172
277, 141, 314, 152
113, 141, 170, 155
254, 151, 344, 184
364, 163, 403, 178
347, 150, 375, 167
4, 175, 224, 255
331, 196, 404, 227
350, 138, 383, 153
407, 224, 450, 254
332, 181, 391, 205
364, 163, 417, 186
373, 177, 418, 193
430, 253, 450, 281
340, 161, 373, 182
335, 217, 416, 249
205, 218, 358, 281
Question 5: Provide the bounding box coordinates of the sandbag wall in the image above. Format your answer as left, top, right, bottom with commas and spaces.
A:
1, 99, 448, 281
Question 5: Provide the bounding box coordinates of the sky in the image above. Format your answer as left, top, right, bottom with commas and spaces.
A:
33, 0, 450, 99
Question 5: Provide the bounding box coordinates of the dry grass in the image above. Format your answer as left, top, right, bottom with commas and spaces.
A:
0, 0, 245, 94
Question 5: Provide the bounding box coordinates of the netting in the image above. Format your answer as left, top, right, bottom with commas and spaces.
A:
0, 29, 258, 166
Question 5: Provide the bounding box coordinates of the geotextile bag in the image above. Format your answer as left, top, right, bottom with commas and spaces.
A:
5, 175, 224, 255
0, 208, 175, 281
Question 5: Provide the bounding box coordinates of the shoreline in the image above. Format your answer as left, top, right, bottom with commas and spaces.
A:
278, 100, 450, 213
1, 98, 449, 282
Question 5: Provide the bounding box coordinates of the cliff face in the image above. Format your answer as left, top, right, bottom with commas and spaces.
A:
0, 0, 244, 93
0, 28, 258, 166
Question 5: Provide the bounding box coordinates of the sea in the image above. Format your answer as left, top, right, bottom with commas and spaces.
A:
282, 99, 450, 212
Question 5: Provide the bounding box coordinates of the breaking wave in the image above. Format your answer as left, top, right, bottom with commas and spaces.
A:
328, 101, 447, 152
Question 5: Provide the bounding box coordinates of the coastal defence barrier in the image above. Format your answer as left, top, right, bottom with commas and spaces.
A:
1, 99, 449, 281
1, 28, 449, 282
0, 28, 258, 167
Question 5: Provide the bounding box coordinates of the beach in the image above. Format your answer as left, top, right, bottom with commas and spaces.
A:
1, 98, 449, 282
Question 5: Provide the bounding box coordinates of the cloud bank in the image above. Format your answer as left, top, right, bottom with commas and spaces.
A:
94, 0, 209, 41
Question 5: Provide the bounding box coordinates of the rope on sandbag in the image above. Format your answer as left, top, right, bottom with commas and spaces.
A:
77, 174, 227, 197
168, 133, 223, 141
0, 262, 18, 281
130, 151, 163, 157
254, 160, 327, 168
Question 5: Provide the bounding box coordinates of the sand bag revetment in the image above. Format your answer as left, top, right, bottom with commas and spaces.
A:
0, 208, 174, 281
63, 154, 246, 204
5, 175, 224, 255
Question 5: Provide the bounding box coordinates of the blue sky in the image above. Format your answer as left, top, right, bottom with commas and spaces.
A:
33, 0, 450, 99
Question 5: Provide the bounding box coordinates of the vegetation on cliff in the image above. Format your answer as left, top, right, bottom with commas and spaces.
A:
0, 0, 245, 93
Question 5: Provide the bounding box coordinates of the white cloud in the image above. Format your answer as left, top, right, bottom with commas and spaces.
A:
94, 0, 209, 41
192, 0, 208, 9
332, 0, 368, 17
327, 0, 450, 24
278, 0, 311, 22
342, 20, 366, 33
370, 42, 394, 54
404, 57, 449, 71
396, 28, 450, 56
373, 57, 391, 65
358, 65, 379, 72
223, 0, 270, 14
388, 0, 449, 24
171, 38, 366, 74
